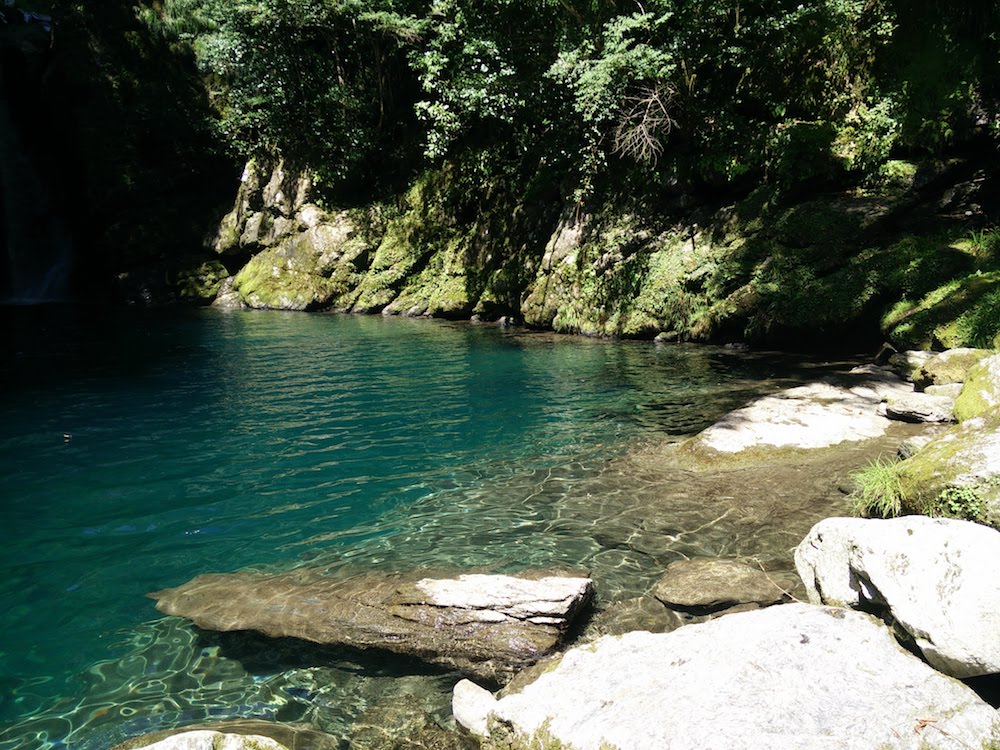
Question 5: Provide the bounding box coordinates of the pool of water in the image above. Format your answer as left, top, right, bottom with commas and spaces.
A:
0, 307, 860, 749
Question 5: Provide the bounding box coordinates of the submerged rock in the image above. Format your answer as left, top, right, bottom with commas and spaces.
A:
795, 516, 1000, 678
112, 722, 339, 750
150, 569, 593, 682
113, 730, 288, 750
453, 604, 1000, 750
652, 558, 790, 614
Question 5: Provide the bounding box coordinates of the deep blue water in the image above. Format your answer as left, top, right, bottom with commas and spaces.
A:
0, 308, 832, 749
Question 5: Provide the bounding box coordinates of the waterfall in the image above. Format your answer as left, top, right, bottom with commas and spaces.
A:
0, 70, 72, 304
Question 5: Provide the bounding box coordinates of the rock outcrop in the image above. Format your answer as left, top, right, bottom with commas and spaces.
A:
453, 604, 1000, 750
150, 569, 593, 682
883, 391, 956, 423
691, 366, 910, 453
795, 516, 1000, 678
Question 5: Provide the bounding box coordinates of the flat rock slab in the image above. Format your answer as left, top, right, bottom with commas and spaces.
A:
113, 722, 338, 750
884, 391, 956, 423
796, 516, 1000, 678
151, 570, 593, 682
653, 558, 791, 613
454, 604, 1000, 750
694, 367, 910, 453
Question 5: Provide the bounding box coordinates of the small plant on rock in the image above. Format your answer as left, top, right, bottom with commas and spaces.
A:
850, 458, 905, 518
931, 485, 987, 522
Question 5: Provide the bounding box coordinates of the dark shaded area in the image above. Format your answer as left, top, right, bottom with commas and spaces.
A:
0, 1, 236, 302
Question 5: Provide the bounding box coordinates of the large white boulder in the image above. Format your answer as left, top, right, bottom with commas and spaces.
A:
453, 604, 1000, 750
795, 516, 1000, 677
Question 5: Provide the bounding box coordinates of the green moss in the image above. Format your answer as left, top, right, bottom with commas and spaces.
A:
176, 260, 228, 303
883, 271, 1000, 350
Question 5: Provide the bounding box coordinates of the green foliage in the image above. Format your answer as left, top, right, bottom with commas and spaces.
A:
851, 458, 906, 518
930, 485, 987, 522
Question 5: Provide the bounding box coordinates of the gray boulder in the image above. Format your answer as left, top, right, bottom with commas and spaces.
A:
453, 604, 1000, 750
795, 516, 1000, 678
883, 391, 956, 423
150, 569, 592, 682
652, 558, 791, 613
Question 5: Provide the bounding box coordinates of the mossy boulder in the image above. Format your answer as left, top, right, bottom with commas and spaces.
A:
897, 410, 1000, 526
954, 353, 1000, 422
232, 212, 370, 310
913, 348, 993, 390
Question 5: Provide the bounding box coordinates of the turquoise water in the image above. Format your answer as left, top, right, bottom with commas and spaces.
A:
0, 308, 834, 749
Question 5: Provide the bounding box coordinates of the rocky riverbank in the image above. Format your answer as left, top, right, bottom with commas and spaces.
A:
115, 154, 1000, 355
113, 345, 1000, 750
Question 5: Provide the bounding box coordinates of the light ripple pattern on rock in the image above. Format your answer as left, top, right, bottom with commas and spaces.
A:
795, 516, 1000, 678
453, 604, 1000, 750
151, 569, 593, 682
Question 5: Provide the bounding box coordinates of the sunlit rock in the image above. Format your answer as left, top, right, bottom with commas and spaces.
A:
796, 516, 1000, 678
151, 570, 592, 682
454, 603, 1000, 749
693, 367, 910, 452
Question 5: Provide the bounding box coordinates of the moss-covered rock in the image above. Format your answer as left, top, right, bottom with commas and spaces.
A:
177, 260, 229, 303
954, 354, 1000, 422
914, 348, 993, 389
897, 410, 1000, 526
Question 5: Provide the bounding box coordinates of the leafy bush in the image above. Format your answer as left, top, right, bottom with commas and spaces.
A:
930, 485, 987, 522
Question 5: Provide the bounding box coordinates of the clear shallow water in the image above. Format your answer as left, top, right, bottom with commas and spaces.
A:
0, 308, 857, 749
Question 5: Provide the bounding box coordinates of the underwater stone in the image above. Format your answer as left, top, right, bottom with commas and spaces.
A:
653, 558, 791, 614
151, 569, 593, 682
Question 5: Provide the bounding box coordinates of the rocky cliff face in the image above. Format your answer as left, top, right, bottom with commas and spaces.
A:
202, 155, 999, 349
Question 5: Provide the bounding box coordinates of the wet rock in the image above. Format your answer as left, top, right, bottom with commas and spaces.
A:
150, 569, 593, 682
883, 391, 956, 423
796, 516, 1000, 678
653, 558, 791, 614
915, 348, 993, 390
584, 596, 684, 637
693, 368, 910, 452
113, 730, 288, 750
349, 694, 475, 750
954, 353, 1000, 422
453, 604, 1000, 749
112, 722, 338, 750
